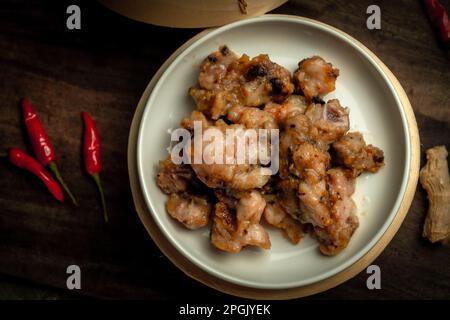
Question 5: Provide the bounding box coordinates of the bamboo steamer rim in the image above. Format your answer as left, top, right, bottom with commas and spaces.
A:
127, 15, 420, 299
99, 0, 288, 28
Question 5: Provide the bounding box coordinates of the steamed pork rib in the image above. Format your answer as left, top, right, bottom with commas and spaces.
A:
277, 99, 348, 178
241, 54, 294, 106
211, 191, 270, 252
264, 95, 308, 124
157, 156, 196, 194
189, 45, 241, 119
304, 99, 349, 147
264, 201, 303, 244
166, 193, 211, 229
292, 142, 332, 227
332, 132, 384, 176
227, 105, 278, 129
188, 121, 271, 190
180, 110, 212, 131
294, 56, 339, 100
315, 168, 359, 255
190, 48, 294, 120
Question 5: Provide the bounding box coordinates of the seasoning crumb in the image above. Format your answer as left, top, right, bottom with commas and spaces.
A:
238, 0, 248, 14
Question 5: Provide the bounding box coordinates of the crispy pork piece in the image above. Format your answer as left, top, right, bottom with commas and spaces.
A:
294, 56, 339, 100
332, 132, 384, 176
315, 168, 359, 255
211, 191, 270, 252
166, 193, 212, 230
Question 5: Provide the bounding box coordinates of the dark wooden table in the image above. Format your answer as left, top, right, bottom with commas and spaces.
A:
0, 0, 449, 300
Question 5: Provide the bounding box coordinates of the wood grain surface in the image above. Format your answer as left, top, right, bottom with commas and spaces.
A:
0, 0, 449, 299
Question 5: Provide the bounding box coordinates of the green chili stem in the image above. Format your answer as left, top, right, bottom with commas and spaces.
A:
92, 173, 108, 223
49, 162, 78, 207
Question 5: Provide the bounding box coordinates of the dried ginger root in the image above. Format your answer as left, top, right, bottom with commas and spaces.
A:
420, 146, 450, 243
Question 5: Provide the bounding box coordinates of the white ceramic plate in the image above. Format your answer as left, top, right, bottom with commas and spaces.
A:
137, 16, 410, 289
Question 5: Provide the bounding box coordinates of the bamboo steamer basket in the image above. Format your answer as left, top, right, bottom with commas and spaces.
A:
99, 0, 288, 28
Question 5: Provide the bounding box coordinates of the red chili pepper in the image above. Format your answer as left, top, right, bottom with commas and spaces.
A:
423, 0, 450, 44
82, 111, 108, 222
21, 97, 78, 206
3, 148, 64, 202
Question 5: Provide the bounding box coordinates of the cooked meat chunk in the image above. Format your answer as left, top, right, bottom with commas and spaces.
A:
264, 95, 308, 124
188, 122, 271, 190
305, 99, 349, 148
157, 156, 196, 194
315, 168, 359, 255
198, 45, 239, 90
180, 110, 211, 130
294, 56, 339, 100
278, 179, 302, 217
241, 54, 294, 106
166, 192, 212, 229
211, 191, 270, 252
190, 51, 294, 120
190, 46, 241, 119
292, 142, 332, 227
211, 202, 241, 252
332, 132, 384, 176
227, 105, 278, 129
264, 201, 303, 244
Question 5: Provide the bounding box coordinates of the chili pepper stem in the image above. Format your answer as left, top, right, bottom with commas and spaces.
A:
92, 173, 108, 223
0, 152, 7, 158
48, 162, 78, 206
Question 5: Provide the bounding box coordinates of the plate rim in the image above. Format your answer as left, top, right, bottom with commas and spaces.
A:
130, 14, 420, 297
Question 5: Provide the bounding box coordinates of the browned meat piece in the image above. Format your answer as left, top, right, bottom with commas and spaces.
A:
180, 110, 211, 130
166, 193, 212, 229
305, 99, 349, 148
157, 156, 195, 194
278, 176, 301, 217
198, 45, 239, 90
279, 114, 314, 178
292, 142, 332, 228
211, 191, 270, 252
188, 122, 271, 190
227, 105, 278, 129
264, 95, 308, 125
190, 49, 294, 119
241, 54, 294, 106
315, 168, 359, 255
264, 201, 303, 244
332, 132, 384, 176
190, 46, 242, 119
294, 56, 339, 100
211, 202, 241, 252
